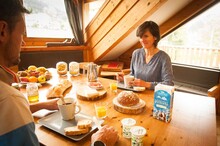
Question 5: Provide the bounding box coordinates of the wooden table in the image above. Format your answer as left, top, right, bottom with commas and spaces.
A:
20, 69, 217, 146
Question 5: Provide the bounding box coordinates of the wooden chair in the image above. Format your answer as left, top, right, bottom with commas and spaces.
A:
122, 69, 131, 75
208, 84, 220, 115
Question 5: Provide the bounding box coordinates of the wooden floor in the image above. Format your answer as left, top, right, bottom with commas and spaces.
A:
217, 116, 220, 146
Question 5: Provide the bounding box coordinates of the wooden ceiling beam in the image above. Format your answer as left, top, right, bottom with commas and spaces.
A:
160, 0, 217, 37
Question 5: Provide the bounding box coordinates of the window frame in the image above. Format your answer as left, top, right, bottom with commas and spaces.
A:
22, 0, 72, 48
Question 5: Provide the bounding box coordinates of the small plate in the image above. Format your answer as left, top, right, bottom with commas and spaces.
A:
117, 82, 145, 92
133, 86, 145, 91
88, 81, 103, 90
39, 111, 102, 141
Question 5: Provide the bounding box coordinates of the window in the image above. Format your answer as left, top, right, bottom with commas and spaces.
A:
84, 0, 105, 27
158, 2, 220, 70
23, 0, 73, 38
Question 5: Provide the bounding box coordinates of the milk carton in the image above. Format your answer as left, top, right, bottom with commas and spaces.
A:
153, 84, 174, 122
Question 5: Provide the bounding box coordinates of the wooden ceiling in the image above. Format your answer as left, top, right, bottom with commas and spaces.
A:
84, 0, 217, 62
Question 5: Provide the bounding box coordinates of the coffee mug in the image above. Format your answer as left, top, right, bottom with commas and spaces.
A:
57, 98, 81, 120
124, 75, 134, 88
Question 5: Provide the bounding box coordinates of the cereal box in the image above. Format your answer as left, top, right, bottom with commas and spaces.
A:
153, 84, 175, 122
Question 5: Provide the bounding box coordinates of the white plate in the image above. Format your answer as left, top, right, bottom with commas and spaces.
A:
87, 81, 103, 90
133, 86, 145, 91
19, 81, 49, 86
117, 82, 145, 92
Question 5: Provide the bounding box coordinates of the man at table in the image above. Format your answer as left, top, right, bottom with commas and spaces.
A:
0, 0, 118, 145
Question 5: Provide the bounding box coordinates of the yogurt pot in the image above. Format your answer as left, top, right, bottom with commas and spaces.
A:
130, 126, 147, 146
121, 118, 136, 138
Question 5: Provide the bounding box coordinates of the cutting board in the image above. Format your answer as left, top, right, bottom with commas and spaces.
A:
76, 84, 107, 101
113, 97, 146, 114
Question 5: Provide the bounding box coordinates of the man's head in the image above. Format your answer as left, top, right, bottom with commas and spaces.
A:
0, 0, 30, 67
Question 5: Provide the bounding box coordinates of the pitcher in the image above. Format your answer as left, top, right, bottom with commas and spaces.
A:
87, 62, 98, 82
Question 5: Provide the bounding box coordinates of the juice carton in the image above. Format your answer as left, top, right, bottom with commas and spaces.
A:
153, 84, 175, 123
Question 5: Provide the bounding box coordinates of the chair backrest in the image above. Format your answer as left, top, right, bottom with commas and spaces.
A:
122, 69, 131, 75
208, 84, 220, 99
208, 84, 220, 115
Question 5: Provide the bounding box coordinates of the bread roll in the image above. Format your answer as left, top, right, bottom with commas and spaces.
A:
117, 91, 139, 107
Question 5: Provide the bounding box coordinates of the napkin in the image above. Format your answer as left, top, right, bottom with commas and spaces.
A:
32, 109, 58, 118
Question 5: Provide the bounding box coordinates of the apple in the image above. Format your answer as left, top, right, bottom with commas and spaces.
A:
29, 71, 40, 77
36, 67, 47, 73
28, 65, 37, 71
44, 71, 52, 81
17, 71, 28, 77
20, 77, 29, 82
38, 75, 46, 83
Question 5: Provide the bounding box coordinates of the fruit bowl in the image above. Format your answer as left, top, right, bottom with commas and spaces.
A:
17, 65, 52, 85
19, 80, 48, 85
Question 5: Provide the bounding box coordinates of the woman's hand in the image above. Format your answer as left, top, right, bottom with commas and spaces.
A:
131, 78, 151, 88
116, 72, 124, 82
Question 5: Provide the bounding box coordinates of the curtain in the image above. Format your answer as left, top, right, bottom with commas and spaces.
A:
64, 0, 84, 45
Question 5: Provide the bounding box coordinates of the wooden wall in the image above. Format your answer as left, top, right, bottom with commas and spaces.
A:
19, 50, 84, 70
84, 0, 167, 62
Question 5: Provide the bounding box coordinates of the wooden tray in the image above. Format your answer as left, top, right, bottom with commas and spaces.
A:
76, 84, 107, 101
113, 97, 146, 114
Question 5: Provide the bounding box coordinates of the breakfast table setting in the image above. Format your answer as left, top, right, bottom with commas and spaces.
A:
18, 65, 217, 146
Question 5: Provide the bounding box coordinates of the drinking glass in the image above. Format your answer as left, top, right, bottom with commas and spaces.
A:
26, 83, 39, 103
94, 102, 107, 119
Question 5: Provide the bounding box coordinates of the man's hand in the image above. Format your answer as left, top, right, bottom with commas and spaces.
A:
91, 125, 119, 146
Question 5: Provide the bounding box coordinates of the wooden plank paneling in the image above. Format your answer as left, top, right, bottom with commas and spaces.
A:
23, 38, 66, 46
160, 0, 216, 37
92, 0, 167, 61
21, 46, 89, 52
84, 0, 122, 42
88, 0, 138, 48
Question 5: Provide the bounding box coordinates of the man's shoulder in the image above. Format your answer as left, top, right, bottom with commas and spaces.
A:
0, 123, 39, 146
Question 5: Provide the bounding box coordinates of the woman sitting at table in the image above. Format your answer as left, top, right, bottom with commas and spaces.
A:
117, 21, 174, 89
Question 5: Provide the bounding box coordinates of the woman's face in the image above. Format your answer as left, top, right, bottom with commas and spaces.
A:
5, 15, 25, 67
139, 30, 156, 49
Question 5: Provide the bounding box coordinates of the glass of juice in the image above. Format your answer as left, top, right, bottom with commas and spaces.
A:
110, 81, 118, 93
26, 83, 39, 103
94, 102, 107, 119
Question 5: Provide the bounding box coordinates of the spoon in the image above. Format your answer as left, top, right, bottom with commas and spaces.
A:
60, 95, 66, 105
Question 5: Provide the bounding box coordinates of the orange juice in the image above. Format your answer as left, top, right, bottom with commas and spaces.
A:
95, 106, 107, 118
28, 95, 39, 103
110, 82, 117, 92
26, 83, 39, 103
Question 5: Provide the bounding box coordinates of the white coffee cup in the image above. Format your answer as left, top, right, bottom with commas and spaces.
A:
130, 126, 146, 146
124, 75, 134, 88
121, 118, 136, 138
57, 98, 81, 120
